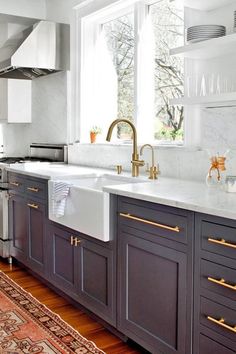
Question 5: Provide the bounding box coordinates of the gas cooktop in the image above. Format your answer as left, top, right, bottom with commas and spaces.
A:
0, 157, 55, 164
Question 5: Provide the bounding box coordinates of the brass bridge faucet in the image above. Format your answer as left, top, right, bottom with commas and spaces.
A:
140, 144, 159, 180
106, 119, 144, 177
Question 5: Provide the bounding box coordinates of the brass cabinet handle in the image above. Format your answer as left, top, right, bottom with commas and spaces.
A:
74, 238, 81, 247
10, 182, 20, 187
70, 236, 81, 246
119, 213, 180, 233
208, 237, 236, 249
27, 187, 39, 193
70, 236, 76, 246
27, 203, 39, 210
207, 277, 236, 291
207, 316, 236, 333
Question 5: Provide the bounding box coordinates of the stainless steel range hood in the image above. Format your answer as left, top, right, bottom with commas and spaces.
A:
0, 21, 70, 80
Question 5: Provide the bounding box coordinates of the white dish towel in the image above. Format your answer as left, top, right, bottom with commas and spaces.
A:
51, 181, 71, 218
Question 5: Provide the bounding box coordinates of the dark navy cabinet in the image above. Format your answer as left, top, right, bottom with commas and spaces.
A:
47, 223, 116, 326
9, 194, 28, 265
9, 172, 236, 354
47, 223, 79, 297
117, 196, 194, 354
194, 214, 236, 354
9, 172, 48, 276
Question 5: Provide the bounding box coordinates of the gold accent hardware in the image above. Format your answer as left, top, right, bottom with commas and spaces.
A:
119, 213, 180, 233
70, 236, 76, 246
74, 238, 81, 247
140, 144, 159, 180
27, 187, 39, 193
106, 119, 144, 177
208, 277, 236, 291
27, 203, 39, 210
116, 165, 122, 175
70, 236, 81, 247
10, 182, 19, 187
208, 237, 236, 249
207, 316, 236, 333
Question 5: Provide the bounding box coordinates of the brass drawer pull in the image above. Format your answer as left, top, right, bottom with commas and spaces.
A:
207, 316, 236, 333
10, 182, 20, 187
208, 237, 236, 249
27, 187, 39, 193
208, 277, 236, 291
70, 236, 81, 246
27, 203, 39, 210
119, 213, 180, 233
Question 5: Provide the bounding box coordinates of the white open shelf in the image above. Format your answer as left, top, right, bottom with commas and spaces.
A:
170, 92, 236, 108
170, 33, 236, 59
184, 0, 235, 11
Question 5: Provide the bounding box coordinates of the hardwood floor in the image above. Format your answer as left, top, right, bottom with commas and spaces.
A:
0, 258, 146, 354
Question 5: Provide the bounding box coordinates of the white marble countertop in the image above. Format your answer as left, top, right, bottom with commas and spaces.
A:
6, 163, 110, 179
6, 163, 236, 220
104, 178, 236, 220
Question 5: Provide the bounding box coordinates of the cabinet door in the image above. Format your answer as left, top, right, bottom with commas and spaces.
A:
77, 238, 116, 326
118, 231, 188, 354
9, 194, 27, 264
27, 200, 46, 275
47, 224, 79, 298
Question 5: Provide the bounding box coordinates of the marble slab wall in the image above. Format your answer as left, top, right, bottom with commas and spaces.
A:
2, 69, 236, 183
68, 106, 236, 182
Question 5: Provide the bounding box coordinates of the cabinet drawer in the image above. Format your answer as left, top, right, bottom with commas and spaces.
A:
200, 297, 236, 344
8, 173, 25, 193
25, 179, 47, 200
118, 197, 188, 245
201, 259, 236, 303
201, 221, 236, 260
199, 334, 235, 354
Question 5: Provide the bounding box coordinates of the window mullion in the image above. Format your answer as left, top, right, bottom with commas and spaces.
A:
134, 1, 154, 143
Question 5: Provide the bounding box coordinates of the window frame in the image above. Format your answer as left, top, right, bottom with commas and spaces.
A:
73, 0, 188, 146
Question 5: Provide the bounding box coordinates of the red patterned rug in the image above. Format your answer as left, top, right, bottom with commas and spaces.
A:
0, 271, 105, 353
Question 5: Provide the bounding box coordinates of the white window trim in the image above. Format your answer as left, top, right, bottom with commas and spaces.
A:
71, 0, 201, 147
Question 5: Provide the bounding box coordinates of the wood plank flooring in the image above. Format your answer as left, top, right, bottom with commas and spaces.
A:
0, 258, 146, 354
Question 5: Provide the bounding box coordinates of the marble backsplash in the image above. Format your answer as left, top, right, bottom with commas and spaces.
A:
68, 106, 236, 182
1, 69, 236, 183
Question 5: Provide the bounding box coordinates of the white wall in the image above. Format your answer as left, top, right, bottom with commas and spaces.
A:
46, 0, 81, 23
0, 0, 46, 19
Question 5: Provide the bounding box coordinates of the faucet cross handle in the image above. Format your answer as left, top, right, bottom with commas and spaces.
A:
140, 144, 159, 180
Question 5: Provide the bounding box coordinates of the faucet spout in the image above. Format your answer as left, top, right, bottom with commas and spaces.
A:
106, 119, 144, 177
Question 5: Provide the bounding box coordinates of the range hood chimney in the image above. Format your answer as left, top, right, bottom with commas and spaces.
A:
0, 21, 70, 80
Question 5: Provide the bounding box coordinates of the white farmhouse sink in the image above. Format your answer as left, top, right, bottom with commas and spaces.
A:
48, 174, 146, 242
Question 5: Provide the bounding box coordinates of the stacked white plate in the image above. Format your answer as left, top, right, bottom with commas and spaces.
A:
187, 25, 226, 43
234, 10, 236, 32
